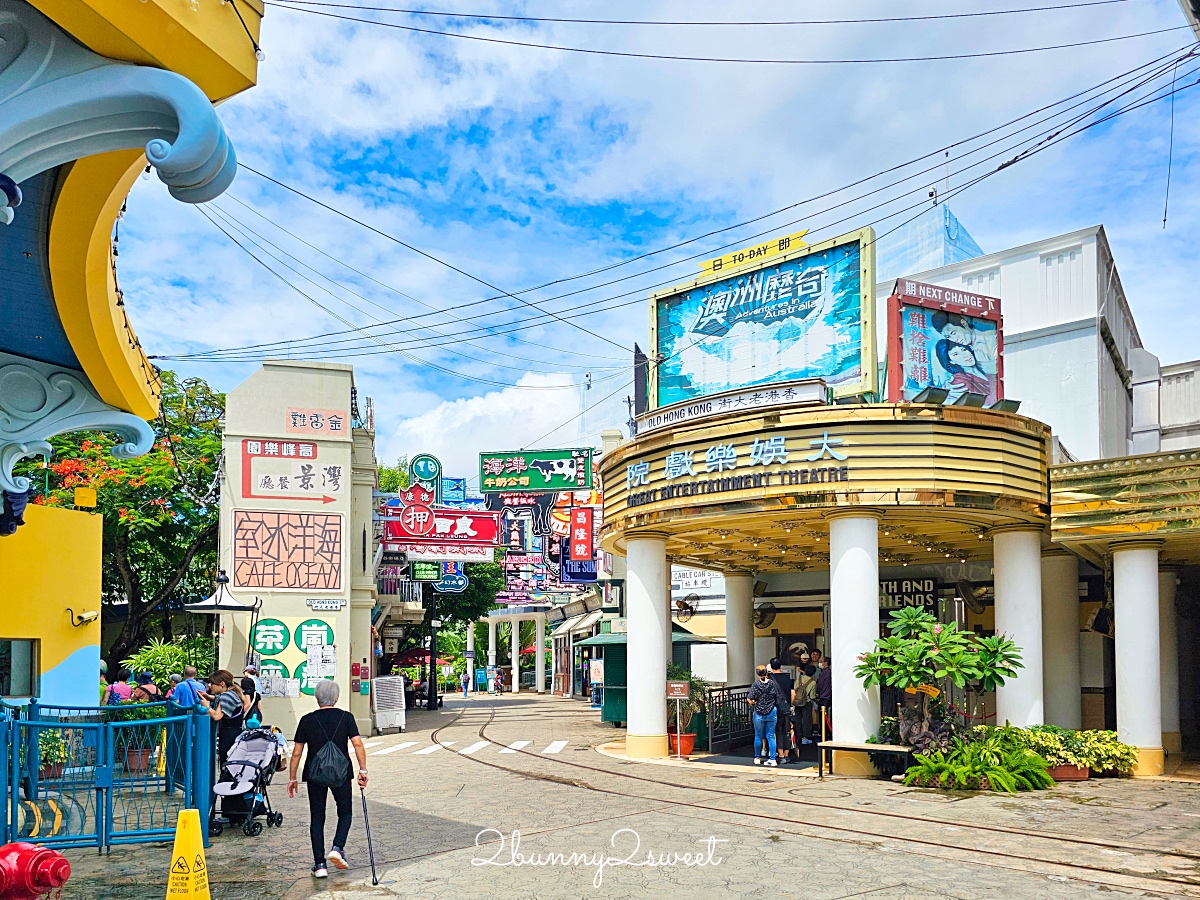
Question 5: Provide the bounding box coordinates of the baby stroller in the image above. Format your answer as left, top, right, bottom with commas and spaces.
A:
212, 726, 286, 836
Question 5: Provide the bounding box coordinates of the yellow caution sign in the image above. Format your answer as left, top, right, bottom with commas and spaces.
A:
166, 809, 210, 899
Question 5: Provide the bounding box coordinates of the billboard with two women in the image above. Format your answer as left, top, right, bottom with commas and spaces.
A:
885, 279, 1003, 405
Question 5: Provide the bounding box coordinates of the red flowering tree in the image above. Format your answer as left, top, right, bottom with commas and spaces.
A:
17, 371, 223, 666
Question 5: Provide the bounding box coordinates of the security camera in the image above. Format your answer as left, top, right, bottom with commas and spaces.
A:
67, 608, 99, 626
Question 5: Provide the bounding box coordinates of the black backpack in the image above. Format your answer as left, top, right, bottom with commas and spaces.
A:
307, 713, 351, 787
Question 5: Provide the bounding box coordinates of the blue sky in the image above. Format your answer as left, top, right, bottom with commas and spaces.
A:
117, 0, 1200, 480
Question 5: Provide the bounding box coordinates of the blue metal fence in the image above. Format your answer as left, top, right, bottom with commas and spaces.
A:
0, 701, 213, 851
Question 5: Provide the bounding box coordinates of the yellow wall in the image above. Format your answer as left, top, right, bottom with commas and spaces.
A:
0, 505, 103, 707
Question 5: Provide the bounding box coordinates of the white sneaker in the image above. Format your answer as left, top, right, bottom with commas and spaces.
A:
328, 848, 349, 870
753, 757, 763, 765
766, 759, 778, 767
312, 865, 328, 878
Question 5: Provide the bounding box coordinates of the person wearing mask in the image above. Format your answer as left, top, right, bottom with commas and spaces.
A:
169, 667, 204, 708
747, 664, 787, 767
768, 658, 794, 766
199, 670, 246, 766
104, 668, 133, 705
816, 657, 833, 739
288, 680, 369, 879
793, 657, 818, 747
810, 648, 823, 669
131, 672, 162, 702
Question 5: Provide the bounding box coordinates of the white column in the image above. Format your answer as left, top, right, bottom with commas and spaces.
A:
487, 620, 497, 693
1041, 551, 1081, 729
466, 621, 475, 695
724, 572, 755, 686
535, 615, 546, 694
510, 619, 521, 694
666, 561, 675, 664
829, 512, 880, 753
1161, 568, 1181, 755
626, 533, 669, 758
993, 527, 1044, 727
1113, 542, 1163, 775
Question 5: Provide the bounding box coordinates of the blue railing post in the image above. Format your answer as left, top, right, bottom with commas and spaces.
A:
190, 706, 213, 849
0, 714, 9, 843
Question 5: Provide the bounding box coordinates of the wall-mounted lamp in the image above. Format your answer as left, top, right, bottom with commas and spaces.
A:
952, 392, 987, 407
987, 399, 1022, 413
912, 387, 949, 404
67, 608, 99, 627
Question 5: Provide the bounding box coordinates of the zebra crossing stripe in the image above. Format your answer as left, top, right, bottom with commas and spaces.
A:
498, 741, 531, 754
414, 742, 455, 754
363, 741, 382, 748
371, 741, 418, 756
541, 741, 568, 754
459, 741, 490, 755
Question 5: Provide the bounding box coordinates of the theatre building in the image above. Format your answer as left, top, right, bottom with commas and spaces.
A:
600, 225, 1200, 775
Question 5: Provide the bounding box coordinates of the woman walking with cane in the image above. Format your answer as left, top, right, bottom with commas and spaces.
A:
288, 680, 369, 878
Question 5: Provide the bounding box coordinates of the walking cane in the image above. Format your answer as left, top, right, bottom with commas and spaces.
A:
360, 787, 379, 886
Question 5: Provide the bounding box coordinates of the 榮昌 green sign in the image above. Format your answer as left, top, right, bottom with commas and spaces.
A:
479, 449, 593, 493
410, 561, 441, 581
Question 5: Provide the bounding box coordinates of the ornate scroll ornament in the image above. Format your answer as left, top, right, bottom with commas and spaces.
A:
0, 356, 154, 493
0, 0, 237, 225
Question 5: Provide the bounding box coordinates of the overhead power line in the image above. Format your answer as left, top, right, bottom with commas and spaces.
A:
171, 44, 1196, 363
270, 0, 1137, 26
266, 3, 1189, 66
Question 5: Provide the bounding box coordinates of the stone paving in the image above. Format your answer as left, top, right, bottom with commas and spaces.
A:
64, 694, 1200, 900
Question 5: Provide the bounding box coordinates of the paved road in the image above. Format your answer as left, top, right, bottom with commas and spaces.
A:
65, 694, 1200, 899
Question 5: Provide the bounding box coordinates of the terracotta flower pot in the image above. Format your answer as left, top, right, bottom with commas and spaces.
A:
40, 763, 63, 780
1047, 763, 1088, 782
668, 732, 696, 757
124, 748, 153, 774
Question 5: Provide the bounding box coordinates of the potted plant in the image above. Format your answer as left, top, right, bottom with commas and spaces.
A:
39, 729, 70, 779
113, 701, 166, 774
854, 607, 1023, 747
1076, 730, 1138, 777
1027, 726, 1089, 781
666, 665, 710, 757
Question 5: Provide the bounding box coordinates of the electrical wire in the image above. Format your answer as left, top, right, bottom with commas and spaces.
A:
194, 205, 624, 389
201, 201, 622, 374
268, 0, 1139, 26
168, 44, 1193, 363
266, 3, 1190, 66
175, 44, 1197, 363
236, 163, 632, 353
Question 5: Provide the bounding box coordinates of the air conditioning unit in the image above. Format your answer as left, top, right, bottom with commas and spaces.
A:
373, 675, 407, 733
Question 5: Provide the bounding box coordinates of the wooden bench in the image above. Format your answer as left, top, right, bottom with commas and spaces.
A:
816, 740, 913, 778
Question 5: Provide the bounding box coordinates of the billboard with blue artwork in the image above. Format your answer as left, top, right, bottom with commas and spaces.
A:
651, 228, 876, 407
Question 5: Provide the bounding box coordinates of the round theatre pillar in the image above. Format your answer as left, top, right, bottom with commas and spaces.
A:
725, 572, 755, 686
510, 619, 521, 695
1113, 541, 1163, 775
487, 620, 497, 692
535, 615, 546, 694
992, 527, 1044, 727
626, 533, 669, 758
1161, 568, 1181, 755
829, 511, 880, 772
466, 622, 476, 693
1041, 550, 1081, 729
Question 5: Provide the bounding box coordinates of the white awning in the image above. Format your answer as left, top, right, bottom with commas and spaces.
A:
570, 610, 603, 633
552, 614, 585, 635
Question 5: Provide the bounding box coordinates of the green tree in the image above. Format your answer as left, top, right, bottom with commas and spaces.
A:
377, 456, 410, 492
17, 371, 223, 667
397, 562, 503, 655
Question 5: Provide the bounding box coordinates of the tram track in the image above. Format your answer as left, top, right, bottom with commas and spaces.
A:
422, 697, 1200, 896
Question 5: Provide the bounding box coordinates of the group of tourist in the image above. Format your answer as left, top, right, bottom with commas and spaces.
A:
747, 649, 832, 766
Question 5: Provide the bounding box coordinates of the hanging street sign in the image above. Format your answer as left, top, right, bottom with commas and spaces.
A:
383, 509, 502, 545
385, 542, 496, 563
433, 560, 470, 593
410, 561, 442, 581
410, 454, 442, 484
479, 449, 593, 492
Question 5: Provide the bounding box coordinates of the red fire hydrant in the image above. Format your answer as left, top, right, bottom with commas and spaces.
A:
0, 843, 71, 899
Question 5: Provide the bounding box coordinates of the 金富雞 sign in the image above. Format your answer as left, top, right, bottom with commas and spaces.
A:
886, 279, 1003, 406
569, 507, 594, 561
479, 449, 593, 492
383, 510, 501, 545
286, 408, 348, 436
654, 228, 876, 405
